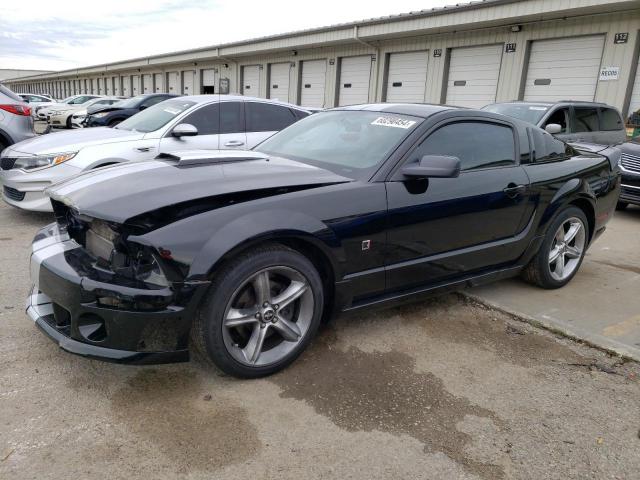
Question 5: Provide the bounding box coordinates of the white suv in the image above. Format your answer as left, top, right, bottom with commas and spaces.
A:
1, 95, 310, 211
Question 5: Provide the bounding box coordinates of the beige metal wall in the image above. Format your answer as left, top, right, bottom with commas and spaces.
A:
7, 8, 640, 114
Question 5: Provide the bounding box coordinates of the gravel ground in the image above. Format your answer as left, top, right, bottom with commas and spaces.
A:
1, 202, 639, 480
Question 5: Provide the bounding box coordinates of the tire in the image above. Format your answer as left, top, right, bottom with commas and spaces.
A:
191, 244, 324, 378
0, 138, 8, 155
66, 116, 72, 129
616, 202, 629, 211
522, 206, 589, 289
108, 119, 122, 127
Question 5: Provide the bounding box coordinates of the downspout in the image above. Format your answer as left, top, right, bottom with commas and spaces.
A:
353, 25, 380, 102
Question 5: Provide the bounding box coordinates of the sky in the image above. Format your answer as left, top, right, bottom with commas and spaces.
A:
1, 0, 457, 72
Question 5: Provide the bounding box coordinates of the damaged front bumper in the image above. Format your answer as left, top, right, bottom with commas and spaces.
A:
27, 223, 207, 364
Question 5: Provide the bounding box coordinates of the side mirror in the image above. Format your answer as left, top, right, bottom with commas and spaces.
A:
171, 123, 198, 138
545, 123, 562, 135
402, 155, 461, 179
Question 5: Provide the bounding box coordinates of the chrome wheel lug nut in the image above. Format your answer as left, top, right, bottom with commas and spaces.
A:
274, 304, 279, 310
255, 313, 261, 319
263, 302, 269, 308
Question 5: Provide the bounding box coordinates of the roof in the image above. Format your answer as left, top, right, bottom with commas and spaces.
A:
335, 103, 457, 118
491, 100, 610, 107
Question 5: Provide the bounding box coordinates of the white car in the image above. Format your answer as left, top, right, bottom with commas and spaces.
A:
18, 94, 58, 118
47, 97, 123, 129
1, 95, 310, 211
36, 95, 101, 121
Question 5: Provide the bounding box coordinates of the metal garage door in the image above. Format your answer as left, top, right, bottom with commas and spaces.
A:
154, 73, 163, 92
242, 65, 261, 96
142, 74, 153, 93
201, 69, 217, 94
446, 44, 503, 108
167, 71, 179, 93
300, 59, 327, 108
338, 55, 372, 106
269, 63, 291, 102
524, 35, 605, 102
131, 75, 141, 96
121, 76, 130, 96
385, 51, 428, 103
182, 70, 195, 95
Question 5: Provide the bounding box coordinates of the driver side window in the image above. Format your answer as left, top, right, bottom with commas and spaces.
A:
412, 121, 516, 171
543, 108, 569, 134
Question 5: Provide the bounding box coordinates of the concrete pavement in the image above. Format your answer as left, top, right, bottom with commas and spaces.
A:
469, 205, 640, 361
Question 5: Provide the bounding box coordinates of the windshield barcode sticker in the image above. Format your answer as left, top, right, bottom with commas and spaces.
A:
371, 117, 416, 129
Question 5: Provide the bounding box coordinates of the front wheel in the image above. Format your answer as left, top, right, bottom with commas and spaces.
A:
191, 244, 324, 378
522, 207, 589, 289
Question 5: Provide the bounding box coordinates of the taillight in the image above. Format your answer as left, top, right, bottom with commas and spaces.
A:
0, 104, 32, 116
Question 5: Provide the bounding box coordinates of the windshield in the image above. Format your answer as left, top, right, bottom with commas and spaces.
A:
116, 96, 145, 109
255, 110, 422, 179
116, 99, 196, 133
483, 103, 549, 125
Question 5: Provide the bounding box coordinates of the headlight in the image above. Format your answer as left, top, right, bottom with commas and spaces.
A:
13, 152, 77, 171
92, 112, 109, 118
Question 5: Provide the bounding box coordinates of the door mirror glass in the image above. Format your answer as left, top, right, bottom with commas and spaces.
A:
171, 123, 198, 138
402, 155, 461, 179
545, 123, 562, 135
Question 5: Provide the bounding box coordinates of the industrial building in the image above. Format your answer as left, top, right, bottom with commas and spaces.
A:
5, 0, 640, 116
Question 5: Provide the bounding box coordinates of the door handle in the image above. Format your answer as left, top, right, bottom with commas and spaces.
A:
503, 183, 526, 198
224, 140, 245, 147
135, 146, 155, 152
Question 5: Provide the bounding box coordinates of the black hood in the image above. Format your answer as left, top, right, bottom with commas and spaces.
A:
47, 154, 351, 224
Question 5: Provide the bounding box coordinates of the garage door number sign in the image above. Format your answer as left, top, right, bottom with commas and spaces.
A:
599, 66, 620, 81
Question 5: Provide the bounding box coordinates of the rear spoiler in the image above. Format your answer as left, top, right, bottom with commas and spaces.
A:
568, 142, 621, 170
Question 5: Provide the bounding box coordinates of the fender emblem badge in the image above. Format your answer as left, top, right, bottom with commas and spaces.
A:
361, 240, 371, 251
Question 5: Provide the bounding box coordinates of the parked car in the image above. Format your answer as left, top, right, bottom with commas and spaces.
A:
0, 84, 36, 154
85, 94, 179, 127
1, 95, 311, 211
46, 97, 122, 129
71, 97, 127, 128
19, 93, 56, 111
71, 97, 124, 128
26, 104, 620, 377
483, 101, 627, 145
36, 95, 102, 121
617, 139, 640, 209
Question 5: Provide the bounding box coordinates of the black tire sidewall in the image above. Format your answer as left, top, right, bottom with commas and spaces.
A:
536, 206, 589, 288
200, 247, 324, 378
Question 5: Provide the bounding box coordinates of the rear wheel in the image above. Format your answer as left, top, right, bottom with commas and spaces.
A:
522, 206, 589, 289
191, 244, 324, 378
616, 202, 629, 211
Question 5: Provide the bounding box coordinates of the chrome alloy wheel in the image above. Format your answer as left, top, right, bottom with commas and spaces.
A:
221, 266, 314, 367
548, 216, 586, 281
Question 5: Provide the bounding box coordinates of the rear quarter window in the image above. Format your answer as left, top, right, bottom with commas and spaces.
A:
599, 108, 623, 131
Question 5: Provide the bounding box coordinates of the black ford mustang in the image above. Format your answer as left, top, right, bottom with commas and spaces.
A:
28, 104, 621, 377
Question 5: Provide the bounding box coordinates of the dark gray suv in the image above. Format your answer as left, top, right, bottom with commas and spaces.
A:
483, 101, 627, 145
0, 84, 36, 153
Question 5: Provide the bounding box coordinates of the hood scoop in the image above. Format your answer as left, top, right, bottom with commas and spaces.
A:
157, 150, 269, 167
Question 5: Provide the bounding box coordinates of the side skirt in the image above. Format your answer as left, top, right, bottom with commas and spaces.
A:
341, 265, 523, 313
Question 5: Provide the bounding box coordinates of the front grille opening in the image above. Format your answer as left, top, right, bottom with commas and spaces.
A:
77, 313, 107, 343
3, 186, 25, 201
